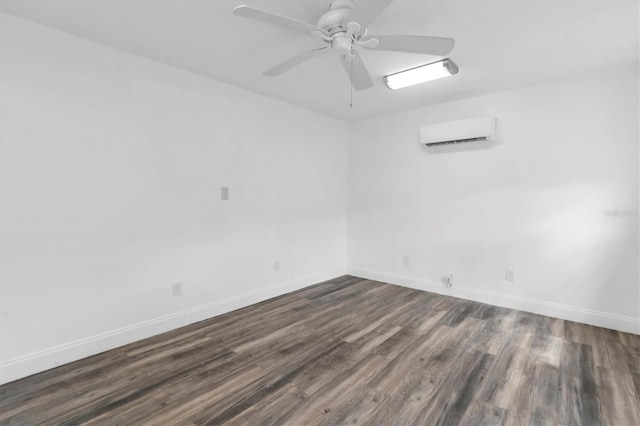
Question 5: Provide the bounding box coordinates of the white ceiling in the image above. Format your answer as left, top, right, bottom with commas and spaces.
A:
1, 0, 638, 121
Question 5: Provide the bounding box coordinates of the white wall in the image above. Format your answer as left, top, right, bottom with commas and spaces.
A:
1, 12, 638, 386
0, 13, 348, 383
348, 66, 639, 333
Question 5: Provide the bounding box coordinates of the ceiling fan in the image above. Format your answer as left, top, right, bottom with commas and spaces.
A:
233, 0, 455, 91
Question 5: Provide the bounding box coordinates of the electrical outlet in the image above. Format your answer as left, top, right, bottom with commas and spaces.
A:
402, 255, 410, 266
505, 268, 515, 282
444, 274, 454, 287
274, 260, 280, 271
172, 282, 182, 296
221, 186, 229, 200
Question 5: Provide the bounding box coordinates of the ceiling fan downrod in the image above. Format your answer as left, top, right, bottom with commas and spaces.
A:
317, 0, 355, 34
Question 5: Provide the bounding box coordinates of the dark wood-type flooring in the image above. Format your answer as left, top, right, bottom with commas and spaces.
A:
1, 276, 639, 425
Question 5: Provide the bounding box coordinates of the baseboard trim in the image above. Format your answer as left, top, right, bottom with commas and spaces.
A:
347, 266, 640, 335
0, 269, 345, 385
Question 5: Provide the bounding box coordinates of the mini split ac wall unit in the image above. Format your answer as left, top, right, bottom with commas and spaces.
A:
419, 116, 496, 147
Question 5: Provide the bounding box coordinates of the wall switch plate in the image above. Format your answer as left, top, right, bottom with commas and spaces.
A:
172, 282, 182, 296
221, 186, 229, 200
274, 260, 280, 271
505, 268, 515, 282
402, 255, 410, 266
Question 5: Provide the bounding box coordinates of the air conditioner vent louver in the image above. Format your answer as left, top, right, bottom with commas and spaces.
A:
425, 137, 488, 147
420, 117, 496, 147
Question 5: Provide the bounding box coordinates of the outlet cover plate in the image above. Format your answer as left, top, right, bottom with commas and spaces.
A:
172, 282, 182, 296
505, 268, 515, 282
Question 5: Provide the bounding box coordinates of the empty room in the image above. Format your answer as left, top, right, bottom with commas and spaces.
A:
0, 0, 638, 425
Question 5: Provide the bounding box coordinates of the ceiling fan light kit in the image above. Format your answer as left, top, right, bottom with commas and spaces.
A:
233, 0, 456, 93
384, 59, 459, 90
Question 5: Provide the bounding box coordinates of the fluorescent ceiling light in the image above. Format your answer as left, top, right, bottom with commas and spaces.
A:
384, 59, 459, 90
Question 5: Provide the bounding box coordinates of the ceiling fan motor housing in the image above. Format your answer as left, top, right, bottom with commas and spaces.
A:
332, 35, 353, 54
317, 0, 354, 33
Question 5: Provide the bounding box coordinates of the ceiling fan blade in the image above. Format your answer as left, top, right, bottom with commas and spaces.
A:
234, 5, 326, 36
364, 35, 455, 56
339, 50, 373, 91
263, 47, 330, 77
344, 0, 394, 30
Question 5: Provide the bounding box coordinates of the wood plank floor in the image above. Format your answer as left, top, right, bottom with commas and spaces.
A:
1, 276, 639, 425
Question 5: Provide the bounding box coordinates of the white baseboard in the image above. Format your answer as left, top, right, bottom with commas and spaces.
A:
348, 266, 640, 335
0, 269, 345, 385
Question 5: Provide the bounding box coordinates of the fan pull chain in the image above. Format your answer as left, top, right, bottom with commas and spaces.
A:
349, 48, 354, 108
